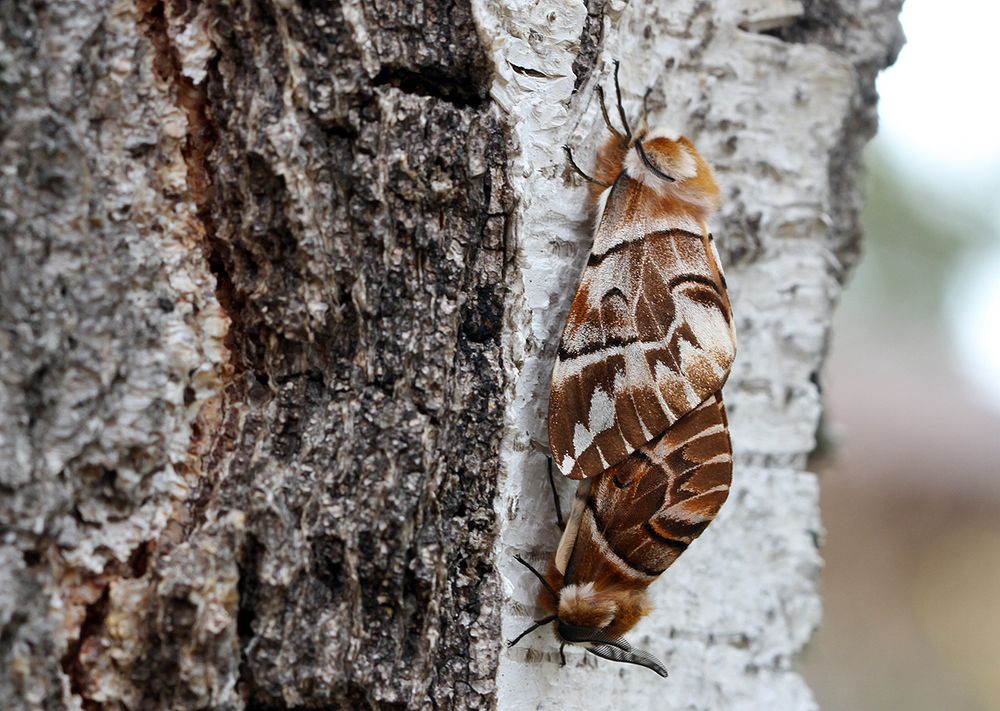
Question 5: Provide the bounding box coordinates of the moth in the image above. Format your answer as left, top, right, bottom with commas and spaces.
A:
510, 63, 736, 676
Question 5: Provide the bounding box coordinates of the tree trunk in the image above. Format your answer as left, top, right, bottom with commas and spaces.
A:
0, 1, 901, 709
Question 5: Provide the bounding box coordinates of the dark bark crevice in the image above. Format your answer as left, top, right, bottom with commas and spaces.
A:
756, 0, 906, 280
191, 0, 511, 707
137, 0, 267, 381
372, 67, 488, 108
59, 585, 110, 711
572, 0, 610, 91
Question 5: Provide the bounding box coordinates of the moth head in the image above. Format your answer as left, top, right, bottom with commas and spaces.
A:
557, 582, 619, 629
554, 583, 669, 677
622, 127, 722, 213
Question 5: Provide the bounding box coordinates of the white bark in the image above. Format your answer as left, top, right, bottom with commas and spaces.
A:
475, 0, 901, 707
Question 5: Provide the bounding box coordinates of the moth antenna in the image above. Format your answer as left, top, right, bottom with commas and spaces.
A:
513, 554, 560, 601
559, 623, 671, 678
546, 457, 566, 529
507, 614, 557, 648
595, 85, 625, 143
587, 642, 670, 678
612, 60, 632, 141
563, 145, 611, 188
634, 140, 675, 182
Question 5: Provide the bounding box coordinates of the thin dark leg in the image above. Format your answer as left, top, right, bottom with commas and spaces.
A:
513, 554, 559, 601
612, 60, 632, 140
546, 457, 566, 530
507, 614, 557, 648
563, 146, 610, 188
595, 85, 624, 142
559, 644, 567, 667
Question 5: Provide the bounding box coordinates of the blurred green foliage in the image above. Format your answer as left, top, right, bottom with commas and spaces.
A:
845, 139, 994, 327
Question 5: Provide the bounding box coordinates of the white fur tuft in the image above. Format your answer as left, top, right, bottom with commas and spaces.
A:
559, 583, 617, 628
622, 140, 698, 191
644, 125, 682, 141
623, 147, 646, 182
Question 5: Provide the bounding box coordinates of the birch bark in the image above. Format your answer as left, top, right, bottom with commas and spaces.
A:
486, 1, 902, 707
0, 0, 901, 709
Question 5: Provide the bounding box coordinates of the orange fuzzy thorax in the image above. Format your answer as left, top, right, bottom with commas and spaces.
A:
587, 132, 722, 224
559, 583, 652, 635
539, 539, 655, 639
586, 135, 628, 203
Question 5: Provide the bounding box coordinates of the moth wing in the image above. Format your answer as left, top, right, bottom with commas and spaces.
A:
563, 393, 732, 585
548, 191, 735, 479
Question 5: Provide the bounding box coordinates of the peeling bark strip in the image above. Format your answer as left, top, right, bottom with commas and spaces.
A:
3, 1, 507, 710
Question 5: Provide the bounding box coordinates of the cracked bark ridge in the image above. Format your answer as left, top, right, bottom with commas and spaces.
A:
204, 4, 507, 706
572, 0, 611, 91
2, 1, 230, 708
2, 1, 507, 710
764, 0, 906, 278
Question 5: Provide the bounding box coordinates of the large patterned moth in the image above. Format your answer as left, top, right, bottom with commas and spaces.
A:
510, 63, 736, 676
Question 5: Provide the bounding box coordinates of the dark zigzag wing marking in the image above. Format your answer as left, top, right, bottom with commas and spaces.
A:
566, 394, 732, 580
587, 228, 703, 266
563, 506, 658, 588
554, 272, 727, 360
582, 496, 676, 578
549, 220, 736, 479
647, 394, 732, 545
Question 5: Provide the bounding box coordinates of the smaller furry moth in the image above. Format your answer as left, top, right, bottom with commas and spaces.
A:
510, 62, 736, 677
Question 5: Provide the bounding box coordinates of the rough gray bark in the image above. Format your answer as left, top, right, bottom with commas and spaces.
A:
0, 1, 900, 710
3, 1, 507, 708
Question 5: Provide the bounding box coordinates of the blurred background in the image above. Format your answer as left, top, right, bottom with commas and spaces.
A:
799, 1, 1000, 709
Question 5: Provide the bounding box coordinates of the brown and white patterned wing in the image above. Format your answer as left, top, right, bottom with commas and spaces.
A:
549, 185, 735, 479
563, 393, 732, 587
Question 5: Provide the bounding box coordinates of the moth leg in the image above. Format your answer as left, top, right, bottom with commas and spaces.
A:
563, 146, 611, 188
559, 643, 567, 668
546, 457, 566, 530
513, 554, 559, 601
507, 614, 557, 648
595, 85, 625, 142
611, 59, 632, 140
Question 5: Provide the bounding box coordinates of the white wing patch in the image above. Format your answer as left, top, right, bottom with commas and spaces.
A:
573, 423, 594, 459
588, 388, 615, 433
